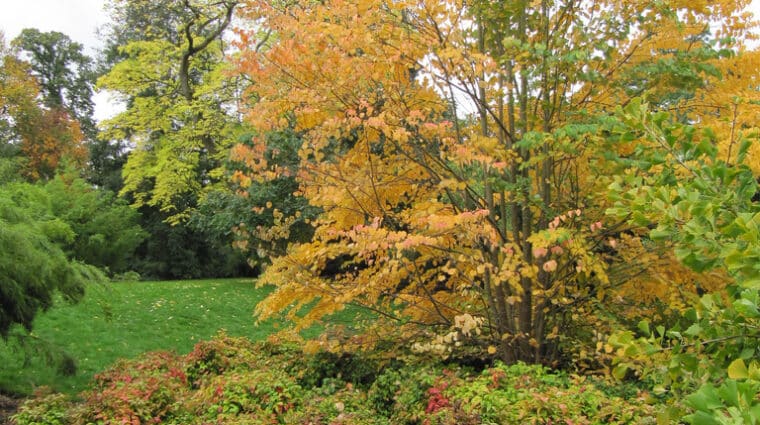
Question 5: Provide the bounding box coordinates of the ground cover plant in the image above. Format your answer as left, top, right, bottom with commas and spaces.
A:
0, 279, 360, 396
13, 333, 658, 425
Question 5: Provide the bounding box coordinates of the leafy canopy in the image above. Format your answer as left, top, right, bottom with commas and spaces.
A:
235, 0, 758, 365
99, 0, 241, 221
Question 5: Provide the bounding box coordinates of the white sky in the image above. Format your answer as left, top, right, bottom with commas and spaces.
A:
0, 0, 113, 120
1, 0, 760, 122
0, 0, 108, 54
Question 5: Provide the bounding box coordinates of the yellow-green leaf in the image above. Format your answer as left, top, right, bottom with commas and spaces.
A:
727, 358, 748, 380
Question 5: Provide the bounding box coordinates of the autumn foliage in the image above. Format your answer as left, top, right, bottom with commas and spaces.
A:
230, 0, 759, 365
0, 49, 87, 181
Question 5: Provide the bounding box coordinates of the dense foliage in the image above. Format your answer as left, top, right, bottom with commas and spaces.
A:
3, 0, 760, 422
13, 334, 656, 424
236, 0, 757, 367
43, 176, 146, 274
0, 182, 102, 338
0, 35, 87, 182
99, 0, 240, 222
92, 0, 255, 279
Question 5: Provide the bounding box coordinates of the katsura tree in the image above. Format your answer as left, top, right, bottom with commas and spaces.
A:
99, 0, 242, 222
234, 0, 757, 364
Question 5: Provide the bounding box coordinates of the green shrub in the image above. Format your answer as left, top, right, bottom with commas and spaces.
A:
0, 182, 103, 338
448, 362, 656, 424
13, 389, 72, 425
44, 176, 147, 274
368, 363, 442, 422
186, 369, 301, 423
299, 350, 380, 390
284, 385, 389, 425
184, 333, 271, 387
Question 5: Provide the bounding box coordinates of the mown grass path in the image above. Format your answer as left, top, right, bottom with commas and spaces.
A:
0, 278, 355, 396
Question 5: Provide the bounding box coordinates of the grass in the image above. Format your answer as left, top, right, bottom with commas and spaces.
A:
0, 278, 361, 396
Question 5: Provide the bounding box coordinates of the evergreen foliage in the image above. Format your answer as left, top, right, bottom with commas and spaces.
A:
0, 183, 103, 338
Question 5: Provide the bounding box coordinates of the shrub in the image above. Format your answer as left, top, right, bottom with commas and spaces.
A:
368, 363, 442, 423
44, 176, 147, 274
448, 362, 656, 424
13, 388, 71, 425
298, 350, 380, 390
284, 384, 388, 425
74, 351, 187, 424
184, 333, 273, 388
185, 369, 301, 423
0, 182, 102, 338
13, 335, 664, 424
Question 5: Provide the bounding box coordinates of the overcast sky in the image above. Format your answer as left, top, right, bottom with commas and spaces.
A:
0, 0, 113, 120
1, 0, 760, 121
0, 0, 108, 55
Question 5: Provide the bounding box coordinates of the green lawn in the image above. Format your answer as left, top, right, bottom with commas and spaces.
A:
0, 278, 360, 396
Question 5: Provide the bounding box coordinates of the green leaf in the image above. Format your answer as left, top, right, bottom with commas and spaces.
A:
733, 298, 760, 318
716, 379, 740, 408
656, 325, 666, 338
739, 278, 760, 290
650, 227, 672, 240
728, 359, 748, 380
684, 323, 702, 337
682, 411, 720, 425
612, 364, 628, 380
638, 320, 651, 336
748, 361, 760, 381
686, 384, 723, 411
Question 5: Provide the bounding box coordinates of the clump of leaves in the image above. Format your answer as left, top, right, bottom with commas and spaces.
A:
75, 351, 187, 424
448, 362, 656, 424
10, 388, 71, 425
185, 370, 301, 423
606, 100, 760, 423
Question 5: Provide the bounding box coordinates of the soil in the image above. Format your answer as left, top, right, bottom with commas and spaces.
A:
0, 394, 20, 425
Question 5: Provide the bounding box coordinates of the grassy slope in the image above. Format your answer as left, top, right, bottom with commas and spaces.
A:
0, 278, 357, 396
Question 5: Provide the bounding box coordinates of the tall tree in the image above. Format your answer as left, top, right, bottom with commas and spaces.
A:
10, 28, 132, 190
0, 32, 37, 175
0, 33, 87, 181
99, 0, 241, 221
236, 0, 757, 363
12, 29, 96, 139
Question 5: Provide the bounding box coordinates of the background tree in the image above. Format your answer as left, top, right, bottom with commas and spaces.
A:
0, 33, 87, 181
95, 0, 253, 279
225, 128, 320, 267
12, 29, 96, 139
99, 0, 240, 220
0, 31, 36, 179
10, 28, 133, 191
